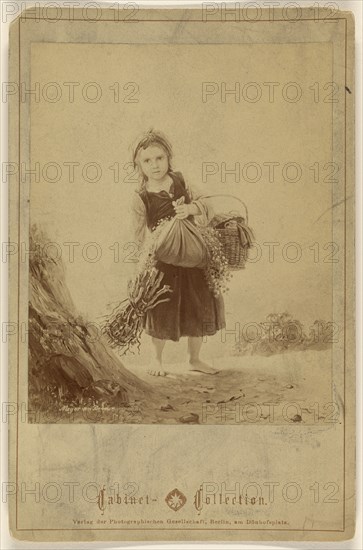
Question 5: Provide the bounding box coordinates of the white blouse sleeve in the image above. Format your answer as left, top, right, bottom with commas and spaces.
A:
131, 192, 148, 246
185, 180, 215, 227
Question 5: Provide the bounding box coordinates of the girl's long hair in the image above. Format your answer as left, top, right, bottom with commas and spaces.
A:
132, 129, 173, 193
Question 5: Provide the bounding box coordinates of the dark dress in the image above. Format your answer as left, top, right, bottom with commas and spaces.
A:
138, 171, 226, 342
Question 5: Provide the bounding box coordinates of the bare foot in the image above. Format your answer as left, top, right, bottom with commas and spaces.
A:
189, 360, 219, 375
147, 369, 167, 377
146, 358, 167, 377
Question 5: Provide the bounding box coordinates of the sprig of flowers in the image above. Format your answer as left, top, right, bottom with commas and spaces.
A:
200, 226, 232, 296
136, 216, 174, 274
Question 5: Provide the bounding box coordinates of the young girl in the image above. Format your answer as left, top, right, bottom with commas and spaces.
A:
131, 130, 226, 376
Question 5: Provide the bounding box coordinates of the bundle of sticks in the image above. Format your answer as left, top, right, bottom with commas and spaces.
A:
101, 268, 172, 355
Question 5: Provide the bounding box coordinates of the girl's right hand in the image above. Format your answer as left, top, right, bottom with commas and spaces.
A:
172, 197, 188, 219
174, 203, 190, 219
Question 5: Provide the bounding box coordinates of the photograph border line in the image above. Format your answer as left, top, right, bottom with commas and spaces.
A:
13, 13, 349, 534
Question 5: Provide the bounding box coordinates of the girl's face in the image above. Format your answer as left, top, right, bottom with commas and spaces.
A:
137, 145, 169, 181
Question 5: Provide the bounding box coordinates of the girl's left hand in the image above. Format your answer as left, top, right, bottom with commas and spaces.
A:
173, 203, 190, 219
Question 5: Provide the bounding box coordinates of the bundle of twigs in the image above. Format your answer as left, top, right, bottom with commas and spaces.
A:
101, 267, 172, 355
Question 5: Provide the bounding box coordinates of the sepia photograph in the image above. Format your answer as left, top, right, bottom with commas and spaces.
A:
6, 4, 356, 543
28, 41, 339, 426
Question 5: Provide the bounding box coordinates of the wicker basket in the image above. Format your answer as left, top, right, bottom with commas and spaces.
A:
216, 219, 249, 270
199, 194, 252, 271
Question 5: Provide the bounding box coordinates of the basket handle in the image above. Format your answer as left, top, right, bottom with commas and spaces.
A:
197, 193, 249, 224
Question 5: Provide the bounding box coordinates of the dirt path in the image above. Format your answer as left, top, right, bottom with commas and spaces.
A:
126, 349, 333, 425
